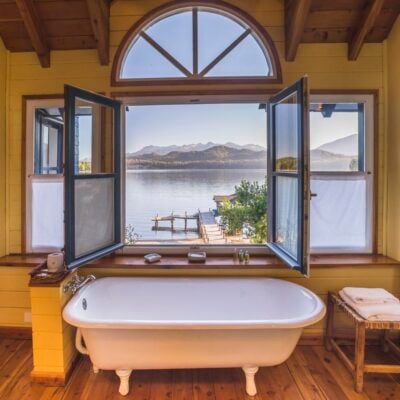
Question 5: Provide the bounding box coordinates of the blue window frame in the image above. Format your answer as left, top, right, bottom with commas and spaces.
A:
64, 85, 123, 270
267, 77, 310, 275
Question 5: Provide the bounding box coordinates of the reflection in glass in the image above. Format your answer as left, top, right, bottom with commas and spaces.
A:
74, 99, 114, 175
310, 102, 362, 172
275, 176, 298, 258
34, 109, 63, 175
74, 177, 115, 258
274, 93, 298, 172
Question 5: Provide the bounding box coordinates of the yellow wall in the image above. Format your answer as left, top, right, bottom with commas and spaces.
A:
4, 0, 386, 255
0, 265, 31, 327
0, 37, 6, 258
30, 274, 77, 381
386, 17, 400, 260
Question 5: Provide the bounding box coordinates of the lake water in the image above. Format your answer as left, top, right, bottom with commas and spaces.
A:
125, 169, 266, 241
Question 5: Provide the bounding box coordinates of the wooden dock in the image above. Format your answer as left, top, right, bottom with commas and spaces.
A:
198, 211, 226, 244
152, 212, 199, 232
151, 210, 225, 243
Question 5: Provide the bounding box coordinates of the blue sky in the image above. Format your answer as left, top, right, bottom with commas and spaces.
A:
125, 103, 267, 153
76, 103, 360, 160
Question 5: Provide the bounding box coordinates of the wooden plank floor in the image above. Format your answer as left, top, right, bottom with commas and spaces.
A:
1, 338, 400, 399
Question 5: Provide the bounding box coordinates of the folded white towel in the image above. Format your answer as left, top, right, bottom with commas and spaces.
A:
339, 291, 400, 321
342, 287, 399, 305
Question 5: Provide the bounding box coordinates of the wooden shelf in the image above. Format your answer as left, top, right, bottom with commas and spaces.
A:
0, 253, 399, 271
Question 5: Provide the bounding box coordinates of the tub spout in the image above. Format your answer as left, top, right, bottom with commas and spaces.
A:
63, 274, 96, 295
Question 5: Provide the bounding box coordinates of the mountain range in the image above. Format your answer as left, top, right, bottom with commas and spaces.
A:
316, 133, 358, 156
128, 142, 265, 157
126, 135, 358, 170
126, 145, 267, 170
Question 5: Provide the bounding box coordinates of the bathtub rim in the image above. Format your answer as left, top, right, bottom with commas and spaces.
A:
62, 276, 326, 330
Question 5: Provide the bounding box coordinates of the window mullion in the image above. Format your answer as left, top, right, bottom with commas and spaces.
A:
192, 7, 198, 76
198, 28, 251, 77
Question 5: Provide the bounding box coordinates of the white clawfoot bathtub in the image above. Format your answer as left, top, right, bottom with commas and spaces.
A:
63, 277, 325, 396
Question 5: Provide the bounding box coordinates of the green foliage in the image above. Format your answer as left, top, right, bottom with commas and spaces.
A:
276, 157, 297, 171
125, 224, 140, 245
219, 180, 267, 243
79, 161, 91, 173
349, 158, 358, 171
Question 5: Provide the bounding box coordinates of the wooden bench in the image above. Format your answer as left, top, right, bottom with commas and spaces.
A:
325, 292, 400, 392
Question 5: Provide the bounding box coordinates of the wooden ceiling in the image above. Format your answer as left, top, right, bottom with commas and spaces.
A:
0, 0, 399, 68
286, 0, 400, 61
0, 0, 110, 67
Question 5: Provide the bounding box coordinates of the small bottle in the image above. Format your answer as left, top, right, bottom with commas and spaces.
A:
233, 248, 238, 263
238, 249, 244, 263
244, 251, 250, 264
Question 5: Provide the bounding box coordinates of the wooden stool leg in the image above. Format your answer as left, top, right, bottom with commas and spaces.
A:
325, 292, 335, 351
381, 330, 390, 353
354, 323, 366, 393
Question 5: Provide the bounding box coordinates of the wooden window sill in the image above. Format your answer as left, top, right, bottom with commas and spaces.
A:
1, 253, 399, 270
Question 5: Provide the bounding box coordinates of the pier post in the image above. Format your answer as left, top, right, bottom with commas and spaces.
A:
184, 212, 187, 231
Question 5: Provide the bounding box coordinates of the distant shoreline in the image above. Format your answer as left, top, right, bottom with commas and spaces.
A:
126, 165, 267, 170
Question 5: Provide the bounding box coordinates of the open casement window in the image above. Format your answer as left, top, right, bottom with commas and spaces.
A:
267, 77, 310, 276
64, 85, 123, 270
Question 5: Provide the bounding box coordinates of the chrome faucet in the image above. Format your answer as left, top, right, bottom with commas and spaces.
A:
63, 274, 96, 294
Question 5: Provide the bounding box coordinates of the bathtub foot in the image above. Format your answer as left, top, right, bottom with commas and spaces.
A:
242, 366, 259, 396
116, 369, 132, 396
93, 365, 99, 374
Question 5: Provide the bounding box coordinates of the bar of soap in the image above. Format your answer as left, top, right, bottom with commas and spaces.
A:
144, 253, 161, 264
188, 252, 206, 262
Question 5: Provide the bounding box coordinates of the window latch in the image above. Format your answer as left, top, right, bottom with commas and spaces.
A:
310, 192, 317, 200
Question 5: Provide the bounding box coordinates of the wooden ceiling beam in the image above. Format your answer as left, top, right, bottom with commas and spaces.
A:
348, 0, 385, 60
85, 0, 110, 65
285, 0, 312, 61
14, 0, 50, 68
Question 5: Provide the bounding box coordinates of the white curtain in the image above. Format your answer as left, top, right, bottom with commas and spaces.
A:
276, 176, 298, 257
310, 176, 368, 249
31, 179, 64, 249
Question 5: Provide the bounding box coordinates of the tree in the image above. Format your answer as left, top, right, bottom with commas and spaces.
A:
219, 180, 267, 243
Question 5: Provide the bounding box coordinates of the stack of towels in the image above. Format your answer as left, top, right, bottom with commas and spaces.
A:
339, 287, 400, 321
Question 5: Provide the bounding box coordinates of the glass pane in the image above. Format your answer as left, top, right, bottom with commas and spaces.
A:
74, 98, 114, 174
274, 93, 298, 172
310, 102, 363, 171
310, 177, 368, 249
74, 177, 115, 258
275, 176, 298, 258
34, 109, 63, 175
124, 103, 267, 245
146, 11, 192, 72
121, 36, 185, 79
198, 10, 245, 72
204, 34, 269, 77
31, 179, 64, 249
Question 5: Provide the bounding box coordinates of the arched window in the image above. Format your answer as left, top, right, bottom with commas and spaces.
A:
111, 1, 282, 86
